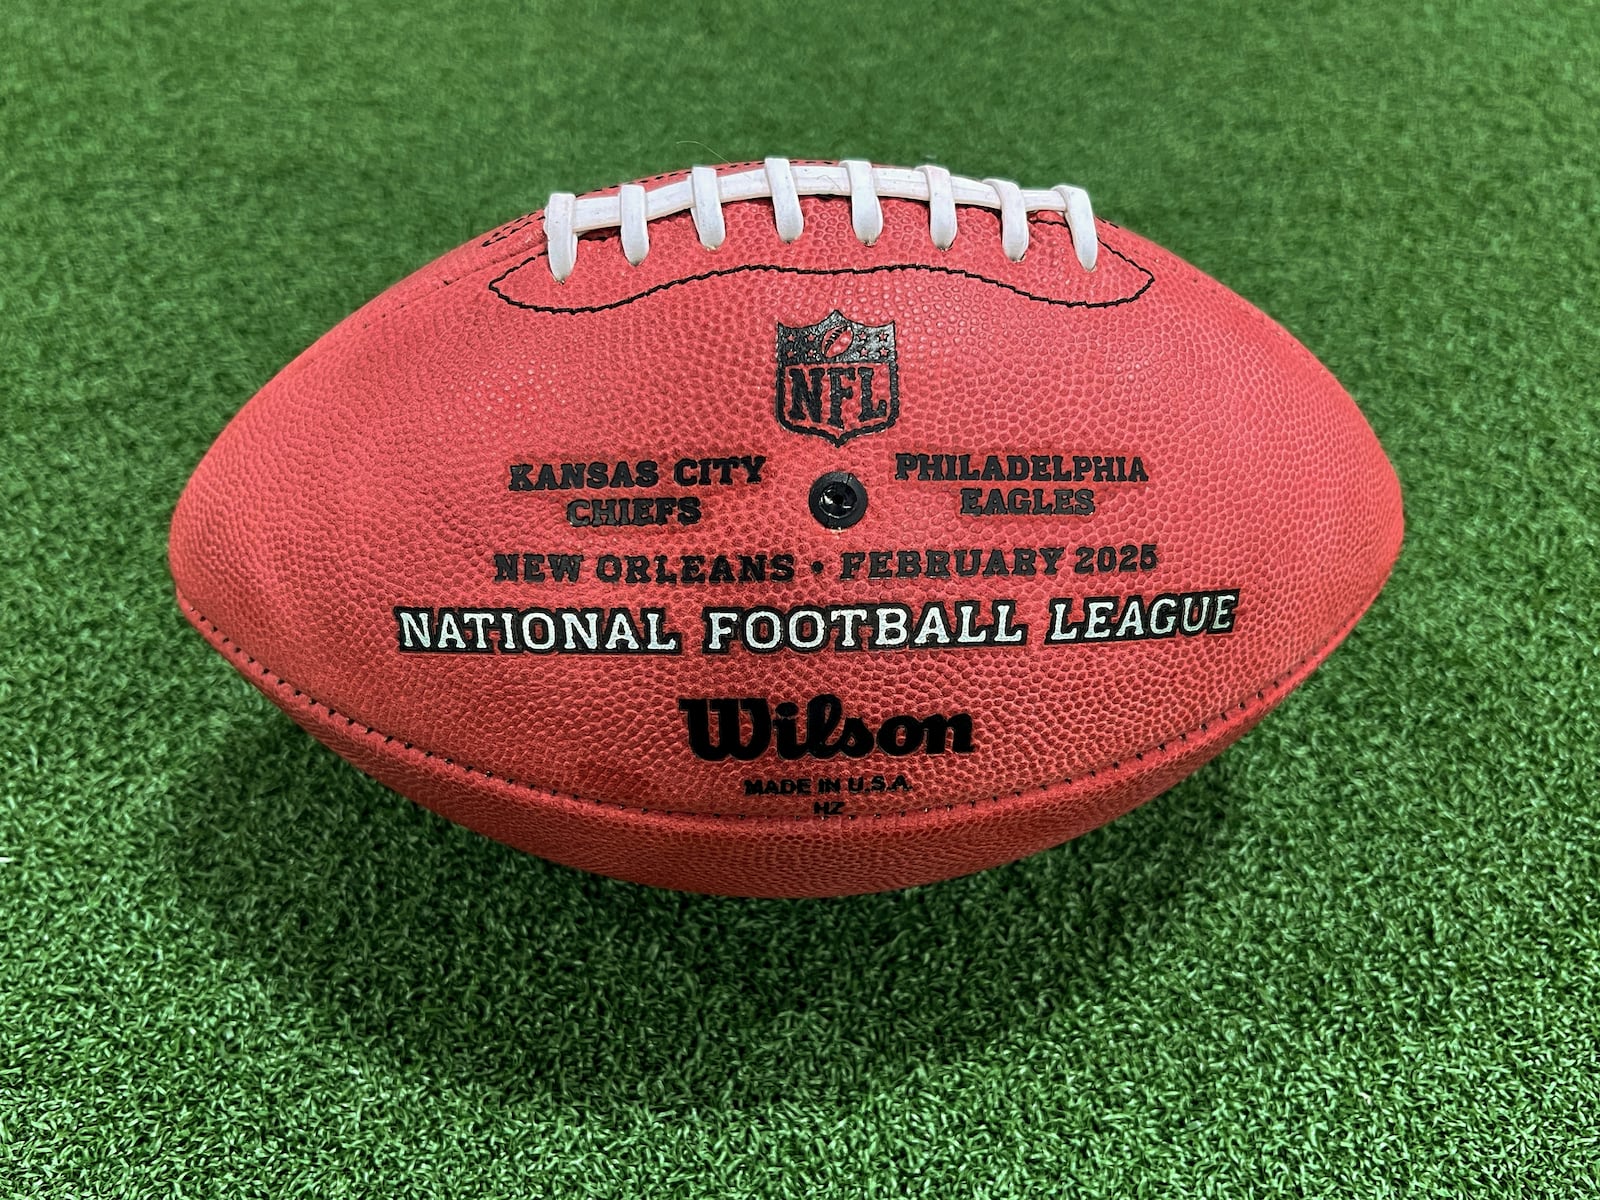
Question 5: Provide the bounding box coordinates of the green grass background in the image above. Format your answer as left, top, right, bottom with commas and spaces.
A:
4, 1, 1598, 1195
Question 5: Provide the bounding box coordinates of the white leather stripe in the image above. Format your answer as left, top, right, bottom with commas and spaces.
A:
985, 177, 1028, 261
841, 158, 883, 245
764, 156, 804, 243
545, 191, 578, 282
546, 159, 1099, 279
919, 163, 957, 250
1054, 185, 1098, 272
618, 184, 649, 266
689, 165, 725, 250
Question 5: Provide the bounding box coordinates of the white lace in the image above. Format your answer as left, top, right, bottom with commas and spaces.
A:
541, 158, 1098, 283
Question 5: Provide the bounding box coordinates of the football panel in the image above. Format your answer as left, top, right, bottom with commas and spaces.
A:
168, 214, 1400, 823
175, 575, 1387, 897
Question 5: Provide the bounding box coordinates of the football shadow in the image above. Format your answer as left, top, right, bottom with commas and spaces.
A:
169, 713, 1237, 1115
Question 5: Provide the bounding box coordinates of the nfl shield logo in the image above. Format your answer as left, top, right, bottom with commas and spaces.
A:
775, 311, 899, 445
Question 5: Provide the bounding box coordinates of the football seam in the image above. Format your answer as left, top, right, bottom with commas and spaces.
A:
480, 210, 541, 247
263, 213, 1147, 396
488, 235, 1154, 315
175, 589, 1382, 825
266, 239, 561, 393
478, 161, 984, 248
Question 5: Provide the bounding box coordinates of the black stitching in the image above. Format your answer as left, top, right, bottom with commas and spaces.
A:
480, 210, 541, 247
488, 236, 1154, 315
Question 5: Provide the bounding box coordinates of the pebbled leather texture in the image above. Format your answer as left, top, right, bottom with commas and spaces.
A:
169, 162, 1404, 898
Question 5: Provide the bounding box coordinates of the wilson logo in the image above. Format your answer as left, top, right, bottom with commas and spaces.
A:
677, 694, 974, 761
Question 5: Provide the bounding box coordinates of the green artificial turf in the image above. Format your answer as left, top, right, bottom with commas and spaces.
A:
4, 1, 1598, 1195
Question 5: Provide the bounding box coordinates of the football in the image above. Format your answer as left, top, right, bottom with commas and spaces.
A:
170, 158, 1403, 897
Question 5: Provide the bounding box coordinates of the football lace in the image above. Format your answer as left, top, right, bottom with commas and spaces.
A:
541, 157, 1099, 283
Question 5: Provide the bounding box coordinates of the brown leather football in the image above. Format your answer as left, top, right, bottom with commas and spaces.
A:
170, 158, 1402, 896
